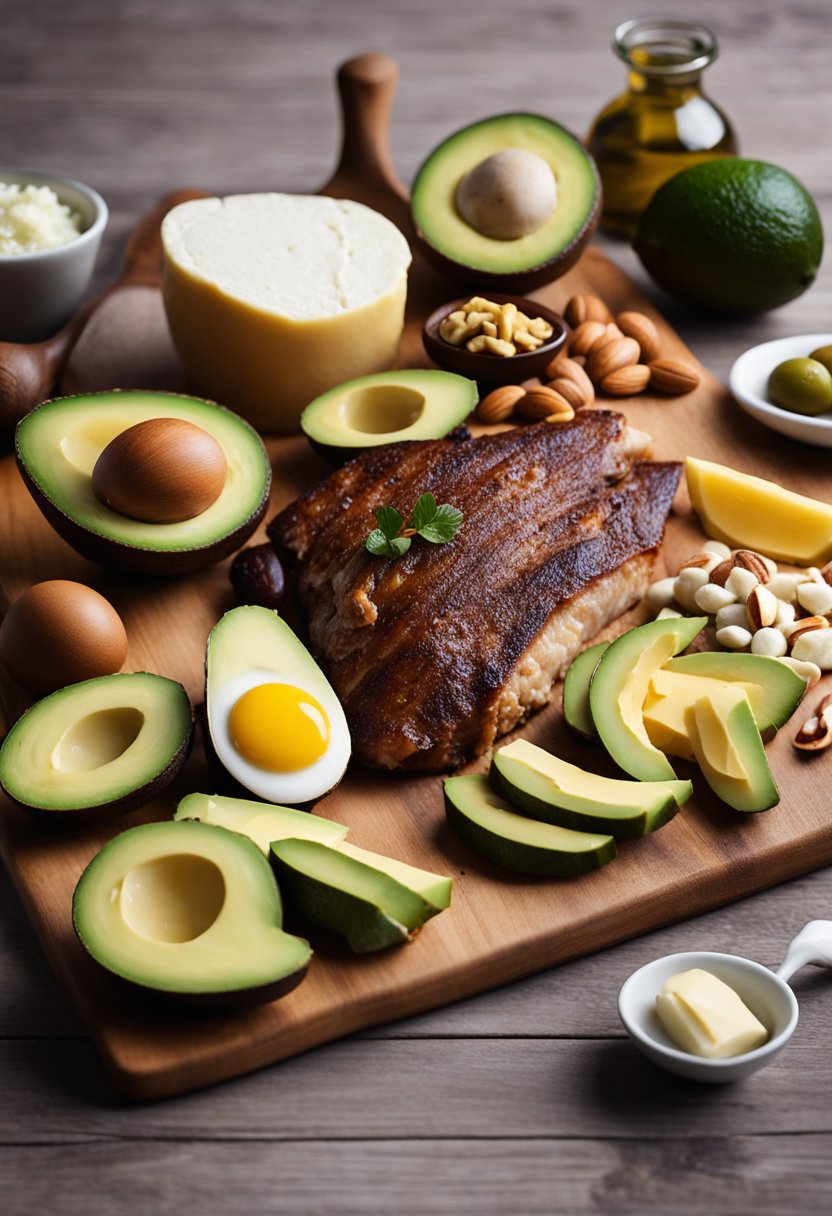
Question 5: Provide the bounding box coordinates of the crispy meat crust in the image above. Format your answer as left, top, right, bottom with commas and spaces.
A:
270, 413, 680, 771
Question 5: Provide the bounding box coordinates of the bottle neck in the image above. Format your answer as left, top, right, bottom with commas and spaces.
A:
627, 67, 704, 96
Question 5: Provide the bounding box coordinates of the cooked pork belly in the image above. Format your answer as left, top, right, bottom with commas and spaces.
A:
270, 412, 680, 771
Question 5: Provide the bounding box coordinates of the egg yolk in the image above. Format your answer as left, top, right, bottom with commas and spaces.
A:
228, 683, 330, 772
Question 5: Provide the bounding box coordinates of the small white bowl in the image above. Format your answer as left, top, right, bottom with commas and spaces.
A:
729, 333, 832, 448
618, 950, 799, 1084
0, 169, 108, 342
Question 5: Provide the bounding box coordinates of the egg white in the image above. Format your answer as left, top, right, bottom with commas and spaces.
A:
208, 668, 351, 804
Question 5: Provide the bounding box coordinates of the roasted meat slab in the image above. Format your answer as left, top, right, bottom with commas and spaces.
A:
270, 412, 681, 771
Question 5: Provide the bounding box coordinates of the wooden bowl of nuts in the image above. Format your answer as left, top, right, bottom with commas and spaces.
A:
422, 294, 568, 389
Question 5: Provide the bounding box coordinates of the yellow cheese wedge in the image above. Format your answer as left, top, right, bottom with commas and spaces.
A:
686, 456, 832, 565
162, 194, 412, 433
656, 968, 769, 1059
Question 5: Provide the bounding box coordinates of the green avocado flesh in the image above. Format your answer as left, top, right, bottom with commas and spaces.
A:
300, 369, 477, 459
562, 641, 609, 738
411, 113, 600, 275
0, 672, 192, 813
73, 820, 311, 999
684, 689, 780, 813
444, 774, 616, 876
16, 391, 270, 556
174, 793, 348, 855
205, 606, 351, 805
490, 739, 690, 839
589, 616, 707, 782
270, 838, 451, 953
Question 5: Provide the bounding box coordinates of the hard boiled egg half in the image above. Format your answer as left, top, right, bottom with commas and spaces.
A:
205, 606, 350, 803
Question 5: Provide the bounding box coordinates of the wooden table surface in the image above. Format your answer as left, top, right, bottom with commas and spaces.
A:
1, 1, 831, 1212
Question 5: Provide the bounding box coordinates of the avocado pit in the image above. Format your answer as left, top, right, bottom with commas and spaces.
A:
455, 148, 557, 240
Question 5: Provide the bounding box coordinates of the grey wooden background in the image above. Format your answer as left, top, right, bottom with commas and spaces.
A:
1, 1, 831, 1213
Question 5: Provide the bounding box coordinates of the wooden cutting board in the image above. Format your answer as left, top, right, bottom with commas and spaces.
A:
1, 55, 831, 1101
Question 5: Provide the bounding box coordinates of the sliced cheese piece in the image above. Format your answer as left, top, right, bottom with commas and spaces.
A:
656, 968, 769, 1059
162, 194, 412, 432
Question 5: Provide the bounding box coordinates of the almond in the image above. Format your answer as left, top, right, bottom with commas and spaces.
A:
544, 399, 576, 424
543, 356, 595, 404
599, 364, 651, 396
545, 377, 586, 409
648, 358, 700, 395
589, 322, 625, 352
746, 583, 778, 630
569, 320, 607, 357
563, 294, 610, 328
586, 336, 641, 386
616, 311, 661, 363
710, 550, 771, 587
517, 385, 570, 421
475, 384, 526, 423
788, 615, 830, 645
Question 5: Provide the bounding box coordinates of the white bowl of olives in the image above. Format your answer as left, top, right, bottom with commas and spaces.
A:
730, 333, 832, 447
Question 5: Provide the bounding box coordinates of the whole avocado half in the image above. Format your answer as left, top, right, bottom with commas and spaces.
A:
633, 159, 823, 314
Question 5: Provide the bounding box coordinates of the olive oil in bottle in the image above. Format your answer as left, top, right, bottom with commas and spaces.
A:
587, 18, 737, 236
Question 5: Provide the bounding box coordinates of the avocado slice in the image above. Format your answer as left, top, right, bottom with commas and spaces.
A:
411, 113, 600, 291
300, 369, 477, 465
15, 391, 271, 575
444, 774, 615, 876
174, 793, 348, 855
562, 641, 609, 738
73, 819, 311, 1006
490, 739, 690, 839
589, 616, 707, 782
0, 672, 193, 816
205, 606, 351, 805
684, 688, 780, 813
269, 838, 451, 953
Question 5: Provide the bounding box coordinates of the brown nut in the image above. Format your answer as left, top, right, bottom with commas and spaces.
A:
544, 400, 576, 424
563, 294, 611, 328
517, 385, 570, 421
543, 356, 595, 404
788, 615, 831, 645
599, 364, 651, 397
588, 322, 625, 353
569, 320, 607, 357
648, 358, 700, 395
793, 693, 832, 751
710, 550, 772, 587
746, 583, 778, 630
819, 561, 832, 588
586, 336, 641, 386
230, 543, 285, 611
475, 384, 526, 422
547, 377, 588, 410
678, 552, 719, 572
617, 311, 661, 364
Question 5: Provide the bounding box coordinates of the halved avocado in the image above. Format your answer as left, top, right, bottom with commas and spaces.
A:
562, 641, 609, 738
490, 739, 690, 839
15, 391, 271, 575
174, 792, 348, 855
269, 837, 450, 953
300, 369, 477, 465
411, 113, 601, 291
0, 672, 193, 816
444, 774, 616, 877
589, 616, 707, 782
73, 819, 311, 1007
684, 688, 780, 813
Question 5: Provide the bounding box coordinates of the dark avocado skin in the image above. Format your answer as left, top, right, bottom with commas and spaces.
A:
1, 718, 194, 819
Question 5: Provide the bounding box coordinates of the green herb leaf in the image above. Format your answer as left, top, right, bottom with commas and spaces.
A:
417, 502, 464, 544
374, 505, 404, 539
366, 529, 411, 558
409, 492, 438, 533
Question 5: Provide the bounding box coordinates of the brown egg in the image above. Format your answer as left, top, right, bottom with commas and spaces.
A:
91, 417, 228, 524
0, 580, 128, 696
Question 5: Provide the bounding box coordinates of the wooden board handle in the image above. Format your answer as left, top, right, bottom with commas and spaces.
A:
333, 54, 407, 198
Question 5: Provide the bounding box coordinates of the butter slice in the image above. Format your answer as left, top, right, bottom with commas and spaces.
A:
162, 194, 411, 432
655, 968, 769, 1059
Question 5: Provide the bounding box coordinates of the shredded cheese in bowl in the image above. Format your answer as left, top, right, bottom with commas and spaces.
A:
0, 183, 82, 255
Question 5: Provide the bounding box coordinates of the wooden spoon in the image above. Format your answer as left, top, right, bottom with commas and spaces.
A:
0, 189, 204, 436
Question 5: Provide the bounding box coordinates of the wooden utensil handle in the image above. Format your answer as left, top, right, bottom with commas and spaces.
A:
120, 188, 207, 288
333, 54, 409, 201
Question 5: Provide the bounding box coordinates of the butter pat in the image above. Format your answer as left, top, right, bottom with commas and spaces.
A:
656, 968, 769, 1059
162, 194, 412, 432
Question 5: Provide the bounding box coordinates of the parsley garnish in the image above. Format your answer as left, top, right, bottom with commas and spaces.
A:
365, 492, 463, 559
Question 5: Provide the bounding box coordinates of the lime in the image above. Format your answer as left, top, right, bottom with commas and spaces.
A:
633, 160, 823, 313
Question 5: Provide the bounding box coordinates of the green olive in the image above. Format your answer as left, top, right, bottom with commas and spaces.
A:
809, 344, 832, 378
768, 357, 832, 416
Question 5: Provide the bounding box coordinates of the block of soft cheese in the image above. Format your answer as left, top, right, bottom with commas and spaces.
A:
655, 968, 769, 1059
161, 194, 412, 433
